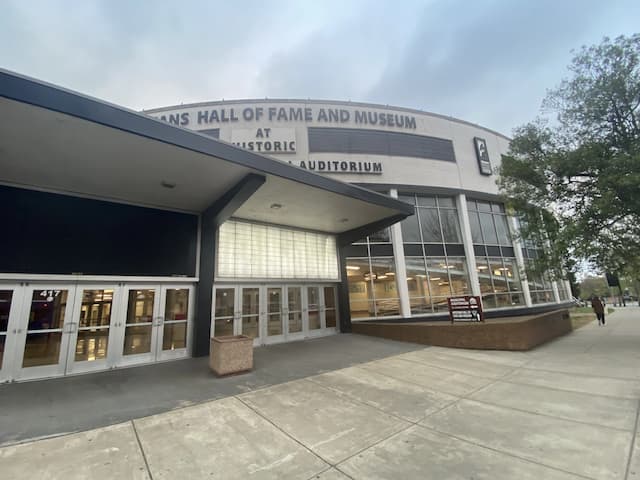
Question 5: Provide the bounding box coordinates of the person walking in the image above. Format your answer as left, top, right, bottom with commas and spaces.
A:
591, 295, 605, 325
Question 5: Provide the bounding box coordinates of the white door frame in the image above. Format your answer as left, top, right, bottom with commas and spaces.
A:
115, 284, 161, 367
64, 284, 123, 375
155, 284, 195, 361
0, 284, 24, 383
262, 285, 286, 345
13, 284, 77, 381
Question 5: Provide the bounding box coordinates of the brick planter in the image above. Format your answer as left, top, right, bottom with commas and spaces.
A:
209, 335, 253, 376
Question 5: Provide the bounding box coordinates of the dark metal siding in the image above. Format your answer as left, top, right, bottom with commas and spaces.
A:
308, 127, 456, 162
0, 185, 198, 276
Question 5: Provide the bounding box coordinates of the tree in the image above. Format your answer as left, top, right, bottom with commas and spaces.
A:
499, 34, 640, 281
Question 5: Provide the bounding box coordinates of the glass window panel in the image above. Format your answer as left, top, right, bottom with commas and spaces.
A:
126, 290, 155, 325
123, 325, 152, 355
479, 213, 498, 244
400, 213, 421, 243
267, 313, 282, 336
350, 300, 375, 319
288, 287, 302, 312
79, 290, 113, 328
426, 258, 451, 297
405, 257, 430, 312
75, 329, 109, 362
494, 215, 512, 246
477, 201, 492, 212
492, 203, 506, 213
267, 288, 282, 314
305, 233, 319, 278
0, 291, 14, 332
368, 228, 390, 243
437, 196, 455, 208
28, 290, 68, 331
214, 318, 234, 337
416, 195, 437, 207
281, 230, 295, 278
466, 199, 477, 211
370, 257, 398, 316
447, 258, 471, 295
398, 194, 416, 205
241, 315, 259, 339
165, 289, 189, 321
419, 208, 442, 243
440, 209, 462, 243
266, 227, 282, 278
495, 293, 511, 307
22, 332, 62, 367
242, 288, 259, 315
325, 309, 337, 328
432, 297, 450, 312
346, 258, 373, 318
482, 294, 497, 310
323, 286, 336, 309
162, 323, 187, 350
476, 258, 494, 304
502, 258, 522, 293
215, 289, 235, 318
468, 211, 484, 243
489, 258, 509, 293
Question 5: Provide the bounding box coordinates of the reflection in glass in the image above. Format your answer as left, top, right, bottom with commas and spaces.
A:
0, 290, 13, 332
440, 210, 461, 243
163, 289, 189, 351
400, 214, 421, 243
79, 290, 113, 327
126, 290, 155, 325
368, 228, 390, 243
418, 208, 442, 243
214, 318, 234, 337
267, 288, 282, 336
288, 287, 302, 333
479, 213, 498, 244
75, 329, 109, 362
163, 323, 187, 350
28, 290, 68, 330
308, 287, 320, 329
215, 289, 235, 318
123, 325, 152, 355
23, 332, 62, 367
241, 288, 260, 339
165, 289, 189, 321
324, 286, 337, 328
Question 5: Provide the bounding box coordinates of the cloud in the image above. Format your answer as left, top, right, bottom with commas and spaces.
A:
1, 0, 638, 134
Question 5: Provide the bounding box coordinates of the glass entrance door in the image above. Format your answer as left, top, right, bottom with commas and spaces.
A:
156, 286, 194, 361
286, 286, 303, 340
238, 286, 260, 345
13, 285, 76, 381
118, 287, 159, 366
264, 287, 284, 344
65, 286, 120, 375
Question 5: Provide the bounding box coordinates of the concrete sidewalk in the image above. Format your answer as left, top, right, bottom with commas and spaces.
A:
1, 308, 639, 479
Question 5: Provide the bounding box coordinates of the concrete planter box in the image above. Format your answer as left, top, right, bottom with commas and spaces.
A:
209, 335, 253, 376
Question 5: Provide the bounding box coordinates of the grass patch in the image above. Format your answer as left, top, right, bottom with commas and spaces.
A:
568, 306, 614, 330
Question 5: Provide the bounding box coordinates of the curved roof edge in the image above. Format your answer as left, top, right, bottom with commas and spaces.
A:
144, 98, 511, 142
0, 68, 414, 218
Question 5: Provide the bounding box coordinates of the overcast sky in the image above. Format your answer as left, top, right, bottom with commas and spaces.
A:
2, 0, 638, 135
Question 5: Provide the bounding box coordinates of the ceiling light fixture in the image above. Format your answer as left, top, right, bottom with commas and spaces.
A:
161, 180, 176, 189
270, 203, 282, 210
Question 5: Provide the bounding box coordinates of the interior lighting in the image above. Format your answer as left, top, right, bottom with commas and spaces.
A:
477, 265, 488, 270
346, 266, 361, 270
385, 272, 395, 276
270, 203, 283, 210
429, 277, 441, 281
377, 275, 388, 280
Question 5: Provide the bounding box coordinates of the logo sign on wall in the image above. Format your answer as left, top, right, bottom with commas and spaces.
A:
474, 137, 492, 175
447, 296, 484, 322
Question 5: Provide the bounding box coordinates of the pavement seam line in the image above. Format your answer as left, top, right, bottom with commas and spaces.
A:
624, 399, 640, 480
237, 380, 414, 470
233, 395, 332, 471
416, 422, 598, 480
392, 354, 517, 380
505, 364, 640, 382
458, 396, 636, 433
130, 420, 154, 480
495, 377, 639, 401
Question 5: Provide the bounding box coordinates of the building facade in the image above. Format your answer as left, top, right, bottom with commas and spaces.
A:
0, 72, 412, 383
147, 100, 573, 323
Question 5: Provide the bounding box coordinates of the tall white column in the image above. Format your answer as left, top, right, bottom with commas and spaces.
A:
509, 216, 533, 307
565, 280, 573, 300
551, 281, 561, 303
390, 189, 411, 318
456, 193, 481, 297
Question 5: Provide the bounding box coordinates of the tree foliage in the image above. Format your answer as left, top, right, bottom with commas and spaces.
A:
499, 34, 640, 281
